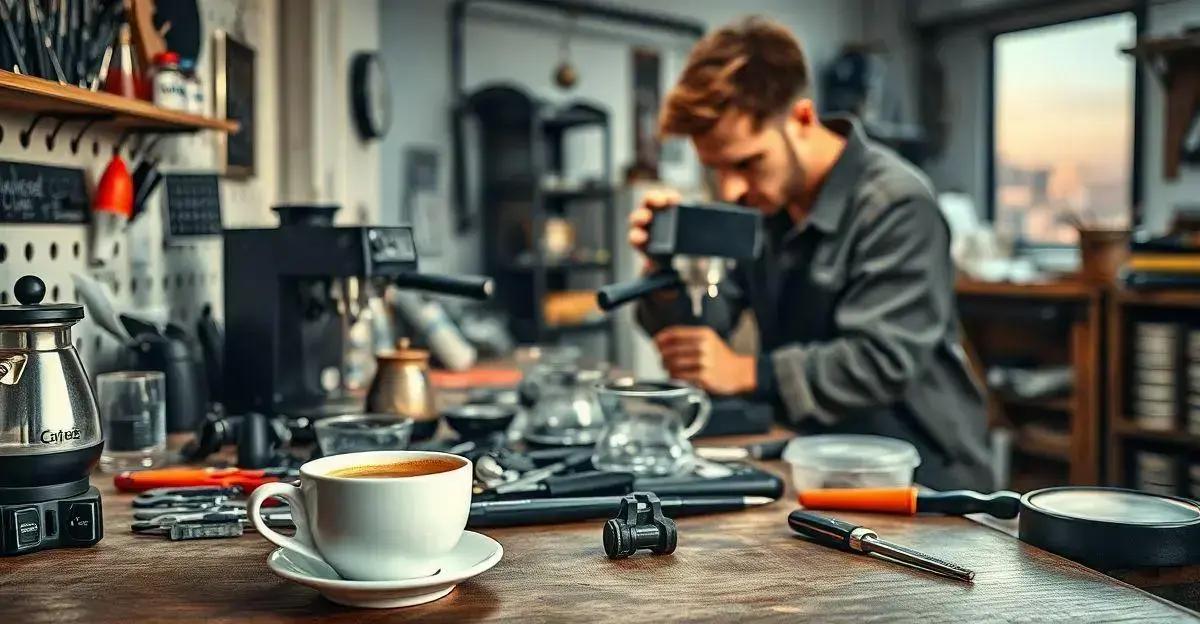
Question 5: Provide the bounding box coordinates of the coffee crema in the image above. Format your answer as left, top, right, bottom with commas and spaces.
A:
328, 458, 462, 479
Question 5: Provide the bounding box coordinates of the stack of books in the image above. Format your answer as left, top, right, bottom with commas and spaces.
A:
1126, 236, 1200, 289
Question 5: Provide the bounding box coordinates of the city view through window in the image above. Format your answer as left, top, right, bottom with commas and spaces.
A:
992, 13, 1137, 245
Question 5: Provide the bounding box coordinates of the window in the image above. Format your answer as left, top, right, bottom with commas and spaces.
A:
991, 13, 1137, 245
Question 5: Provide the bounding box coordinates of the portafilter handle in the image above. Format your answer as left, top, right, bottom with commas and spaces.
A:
596, 270, 683, 311
392, 272, 495, 300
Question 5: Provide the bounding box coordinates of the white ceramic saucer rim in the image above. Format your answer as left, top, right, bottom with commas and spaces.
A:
267, 530, 503, 590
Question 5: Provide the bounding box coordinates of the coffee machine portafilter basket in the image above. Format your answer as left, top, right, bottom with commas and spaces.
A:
596, 202, 761, 316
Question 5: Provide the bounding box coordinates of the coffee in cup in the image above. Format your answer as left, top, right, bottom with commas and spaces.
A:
247, 450, 472, 581
328, 457, 462, 479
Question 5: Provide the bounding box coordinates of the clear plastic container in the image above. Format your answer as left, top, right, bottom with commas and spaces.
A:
783, 434, 921, 491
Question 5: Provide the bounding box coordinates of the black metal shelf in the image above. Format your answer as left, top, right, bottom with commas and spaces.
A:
503, 258, 612, 272
542, 104, 608, 133
464, 85, 617, 360
543, 186, 614, 202
544, 317, 613, 336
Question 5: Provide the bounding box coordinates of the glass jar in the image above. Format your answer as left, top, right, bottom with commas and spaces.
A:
522, 362, 605, 446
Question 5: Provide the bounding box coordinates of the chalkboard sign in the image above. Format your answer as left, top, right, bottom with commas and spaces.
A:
0, 161, 88, 224
164, 174, 222, 237
214, 31, 255, 178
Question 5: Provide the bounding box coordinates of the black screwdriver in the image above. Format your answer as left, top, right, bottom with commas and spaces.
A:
788, 510, 976, 582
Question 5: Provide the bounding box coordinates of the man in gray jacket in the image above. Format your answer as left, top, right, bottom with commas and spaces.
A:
632, 17, 993, 490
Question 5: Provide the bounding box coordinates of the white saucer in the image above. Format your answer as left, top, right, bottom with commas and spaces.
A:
267, 531, 503, 609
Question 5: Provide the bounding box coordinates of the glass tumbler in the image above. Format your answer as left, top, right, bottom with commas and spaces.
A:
97, 371, 167, 472
314, 414, 414, 456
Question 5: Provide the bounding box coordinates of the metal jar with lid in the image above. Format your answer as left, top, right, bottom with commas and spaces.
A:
366, 338, 437, 441
0, 275, 103, 501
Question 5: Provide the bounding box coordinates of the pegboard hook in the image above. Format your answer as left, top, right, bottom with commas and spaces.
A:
19, 114, 51, 149
47, 114, 113, 152
69, 117, 111, 155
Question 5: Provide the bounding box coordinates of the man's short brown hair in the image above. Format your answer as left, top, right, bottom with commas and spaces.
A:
660, 16, 810, 137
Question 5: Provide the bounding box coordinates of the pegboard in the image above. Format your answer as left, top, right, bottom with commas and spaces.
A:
0, 0, 271, 380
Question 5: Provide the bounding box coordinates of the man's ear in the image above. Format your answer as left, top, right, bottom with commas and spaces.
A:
789, 99, 816, 134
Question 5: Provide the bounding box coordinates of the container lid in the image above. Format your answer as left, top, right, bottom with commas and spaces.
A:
1023, 487, 1200, 526
782, 434, 921, 473
153, 51, 181, 66
376, 338, 429, 364
0, 276, 83, 325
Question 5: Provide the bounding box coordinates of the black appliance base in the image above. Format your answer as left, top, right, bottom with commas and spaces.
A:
0, 486, 103, 556
0, 442, 103, 490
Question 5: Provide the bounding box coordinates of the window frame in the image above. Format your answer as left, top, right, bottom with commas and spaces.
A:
984, 7, 1145, 248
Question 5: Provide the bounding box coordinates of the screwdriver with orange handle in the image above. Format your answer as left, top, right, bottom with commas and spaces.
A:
797, 487, 1022, 519
114, 467, 298, 494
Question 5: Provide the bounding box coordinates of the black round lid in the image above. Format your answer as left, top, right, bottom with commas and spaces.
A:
0, 275, 84, 324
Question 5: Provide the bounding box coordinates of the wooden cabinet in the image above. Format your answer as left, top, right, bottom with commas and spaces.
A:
1107, 289, 1200, 498
956, 279, 1104, 489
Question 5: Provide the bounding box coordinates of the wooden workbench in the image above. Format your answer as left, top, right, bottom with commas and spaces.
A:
1, 432, 1197, 623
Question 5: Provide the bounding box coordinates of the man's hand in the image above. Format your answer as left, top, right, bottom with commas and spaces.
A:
628, 189, 681, 273
654, 325, 756, 395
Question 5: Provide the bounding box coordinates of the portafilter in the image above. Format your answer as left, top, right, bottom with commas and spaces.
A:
597, 202, 761, 318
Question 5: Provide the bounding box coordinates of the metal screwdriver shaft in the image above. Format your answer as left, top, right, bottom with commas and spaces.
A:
788, 510, 976, 582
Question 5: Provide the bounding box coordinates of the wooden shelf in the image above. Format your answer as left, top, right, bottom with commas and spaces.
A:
1014, 425, 1072, 462
1115, 288, 1200, 309
997, 394, 1074, 413
0, 71, 238, 133
1114, 419, 1200, 449
956, 278, 1098, 301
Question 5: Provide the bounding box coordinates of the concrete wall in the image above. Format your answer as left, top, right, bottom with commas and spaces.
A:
276, 0, 382, 224
377, 0, 866, 275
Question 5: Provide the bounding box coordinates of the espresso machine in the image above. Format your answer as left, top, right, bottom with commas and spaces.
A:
597, 202, 762, 317
223, 205, 493, 421
0, 276, 104, 555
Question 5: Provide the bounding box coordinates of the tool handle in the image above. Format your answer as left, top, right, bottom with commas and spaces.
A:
114, 468, 274, 493
787, 510, 863, 549
393, 272, 494, 300
798, 487, 919, 515
749, 438, 791, 460
597, 270, 682, 310
919, 490, 1022, 519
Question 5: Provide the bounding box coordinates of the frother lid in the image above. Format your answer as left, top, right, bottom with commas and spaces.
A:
1023, 487, 1200, 525
0, 275, 83, 325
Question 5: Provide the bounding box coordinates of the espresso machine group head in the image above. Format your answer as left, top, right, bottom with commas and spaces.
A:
598, 202, 762, 317
223, 205, 493, 418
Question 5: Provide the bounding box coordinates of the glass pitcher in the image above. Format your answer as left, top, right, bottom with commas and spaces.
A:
592, 380, 712, 476
522, 363, 606, 446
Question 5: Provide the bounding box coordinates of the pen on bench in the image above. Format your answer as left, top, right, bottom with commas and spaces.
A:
469, 495, 775, 528
695, 438, 791, 462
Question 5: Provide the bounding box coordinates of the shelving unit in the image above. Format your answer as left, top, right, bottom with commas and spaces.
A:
1107, 289, 1200, 497
461, 85, 616, 359
956, 278, 1104, 488
0, 71, 238, 132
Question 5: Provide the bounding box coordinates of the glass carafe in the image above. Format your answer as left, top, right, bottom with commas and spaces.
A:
592, 380, 711, 476
522, 363, 605, 446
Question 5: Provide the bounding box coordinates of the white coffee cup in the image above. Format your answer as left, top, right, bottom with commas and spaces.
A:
247, 450, 472, 582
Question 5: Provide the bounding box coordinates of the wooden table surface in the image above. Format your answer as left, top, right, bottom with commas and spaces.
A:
2, 432, 1198, 623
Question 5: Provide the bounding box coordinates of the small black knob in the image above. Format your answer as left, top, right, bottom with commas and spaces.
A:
603, 492, 677, 559
14, 275, 46, 305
